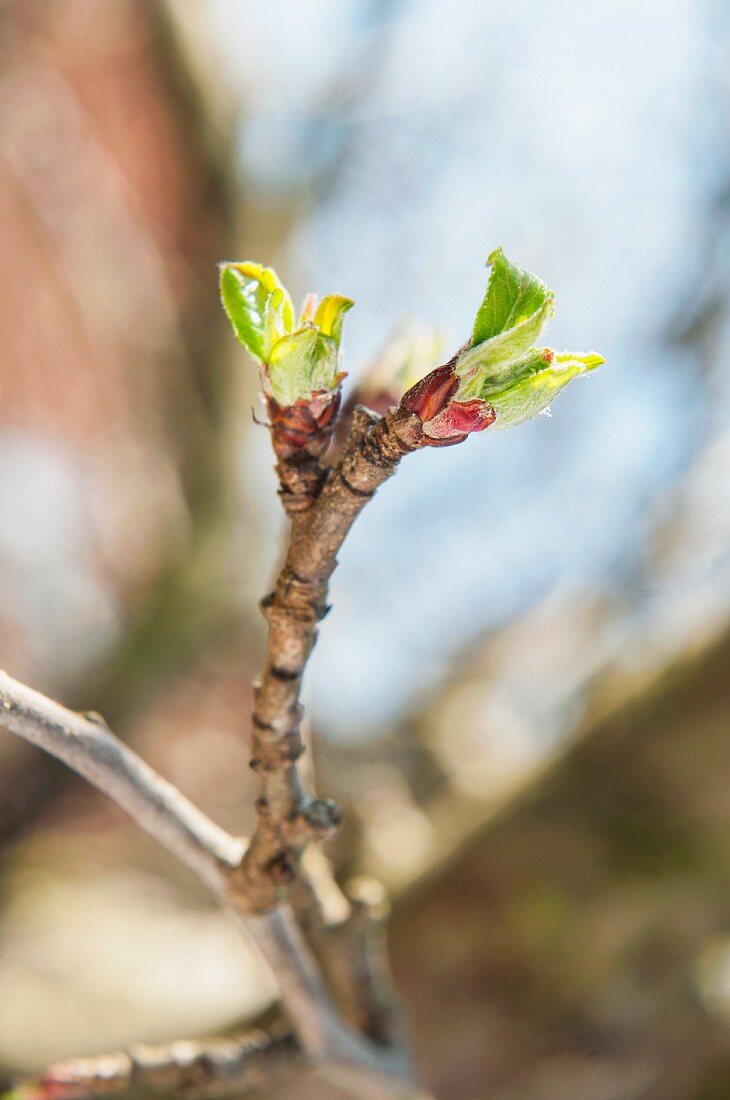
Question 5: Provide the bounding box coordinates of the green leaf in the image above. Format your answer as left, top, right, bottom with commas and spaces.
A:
219, 262, 294, 360
472, 247, 553, 345
455, 249, 555, 394
309, 333, 340, 394
485, 349, 604, 429
267, 328, 341, 405
456, 295, 554, 390
263, 287, 291, 359
314, 294, 354, 346
268, 327, 320, 405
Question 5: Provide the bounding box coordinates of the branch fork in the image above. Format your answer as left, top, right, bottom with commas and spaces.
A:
0, 404, 426, 1100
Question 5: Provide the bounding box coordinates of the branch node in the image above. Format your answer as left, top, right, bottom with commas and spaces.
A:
265, 851, 297, 885
300, 797, 342, 840
268, 665, 300, 683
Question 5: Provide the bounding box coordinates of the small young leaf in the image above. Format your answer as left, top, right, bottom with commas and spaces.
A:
308, 333, 340, 393
486, 349, 604, 429
263, 288, 291, 359
472, 247, 553, 345
314, 294, 354, 346
219, 262, 293, 360
456, 295, 555, 391
455, 249, 555, 393
268, 327, 342, 406
267, 327, 320, 406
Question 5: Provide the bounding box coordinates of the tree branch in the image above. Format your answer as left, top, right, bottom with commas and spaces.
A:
13, 1021, 301, 1100
0, 669, 426, 1097
294, 867, 406, 1046
239, 406, 423, 911
0, 672, 243, 894
0, 408, 429, 1097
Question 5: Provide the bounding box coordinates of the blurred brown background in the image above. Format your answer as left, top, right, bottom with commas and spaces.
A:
0, 2, 729, 1098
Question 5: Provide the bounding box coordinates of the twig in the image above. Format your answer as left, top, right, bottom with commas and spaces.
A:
240, 406, 423, 910
0, 670, 426, 1098
0, 408, 430, 1097
267, 389, 341, 515
13, 1022, 301, 1100
0, 672, 242, 893
294, 867, 405, 1046
0, 673, 336, 1054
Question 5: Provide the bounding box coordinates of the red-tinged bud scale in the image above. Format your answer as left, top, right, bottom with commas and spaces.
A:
401, 363, 458, 422
400, 364, 495, 446
265, 388, 342, 460
422, 399, 495, 443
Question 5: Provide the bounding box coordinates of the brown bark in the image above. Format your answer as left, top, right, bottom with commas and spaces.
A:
27, 1023, 301, 1100
236, 407, 424, 911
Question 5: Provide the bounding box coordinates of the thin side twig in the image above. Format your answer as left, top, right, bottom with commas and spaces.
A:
0, 672, 337, 1054
14, 1022, 301, 1100
0, 670, 428, 1098
0, 672, 243, 893
294, 866, 405, 1046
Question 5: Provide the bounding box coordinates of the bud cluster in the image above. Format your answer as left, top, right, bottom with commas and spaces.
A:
220, 261, 352, 463
220, 249, 604, 464
397, 247, 603, 445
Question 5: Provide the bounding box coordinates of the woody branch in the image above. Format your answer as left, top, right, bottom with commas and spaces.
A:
2, 248, 602, 1100
0, 664, 424, 1097
0, 410, 427, 1097
235, 404, 424, 911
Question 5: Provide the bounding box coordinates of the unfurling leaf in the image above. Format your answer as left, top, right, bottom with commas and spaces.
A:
267, 328, 321, 406
455, 248, 555, 393
472, 247, 553, 345
485, 350, 604, 429
220, 262, 294, 361
220, 261, 353, 410
267, 328, 341, 407
398, 249, 603, 444
314, 294, 354, 346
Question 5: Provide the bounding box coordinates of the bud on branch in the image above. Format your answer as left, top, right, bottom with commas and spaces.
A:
220, 259, 352, 421
398, 247, 604, 444
220, 250, 604, 466
220, 262, 354, 511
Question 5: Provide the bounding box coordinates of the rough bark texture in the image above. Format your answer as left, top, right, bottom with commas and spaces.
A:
238, 408, 424, 912
30, 1023, 301, 1100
